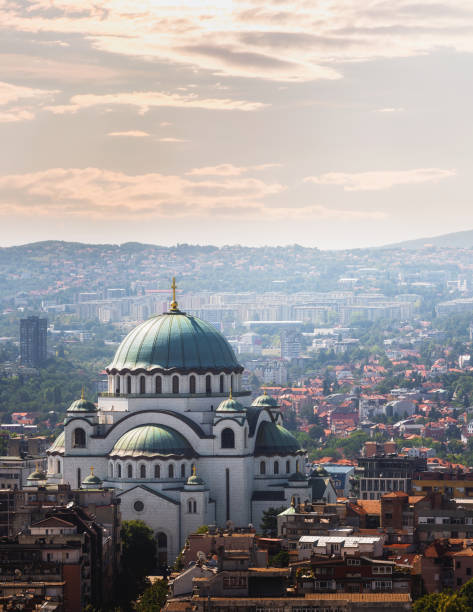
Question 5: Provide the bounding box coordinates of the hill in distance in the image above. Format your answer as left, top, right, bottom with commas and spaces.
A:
382, 229, 473, 250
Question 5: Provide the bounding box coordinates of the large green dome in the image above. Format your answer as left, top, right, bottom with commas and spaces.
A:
107, 311, 241, 374
110, 425, 195, 458
254, 421, 301, 456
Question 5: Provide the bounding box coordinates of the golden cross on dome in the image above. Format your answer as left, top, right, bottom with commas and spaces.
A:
81, 387, 85, 400
170, 277, 179, 311
90, 466, 94, 475
192, 464, 196, 476
229, 386, 233, 400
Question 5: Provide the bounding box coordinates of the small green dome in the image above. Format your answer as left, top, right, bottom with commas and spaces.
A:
217, 397, 245, 412
254, 421, 301, 455
28, 468, 46, 481
252, 393, 278, 408
187, 473, 205, 486
107, 312, 241, 373
110, 425, 194, 458
82, 469, 102, 487
68, 398, 97, 413
48, 432, 65, 453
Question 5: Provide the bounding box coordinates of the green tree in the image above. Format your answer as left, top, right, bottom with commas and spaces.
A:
119, 520, 157, 605
269, 550, 290, 567
260, 506, 285, 537
135, 579, 168, 612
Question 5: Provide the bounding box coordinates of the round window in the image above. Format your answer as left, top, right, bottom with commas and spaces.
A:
133, 500, 144, 512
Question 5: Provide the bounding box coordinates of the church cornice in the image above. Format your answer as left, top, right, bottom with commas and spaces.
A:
106, 366, 244, 375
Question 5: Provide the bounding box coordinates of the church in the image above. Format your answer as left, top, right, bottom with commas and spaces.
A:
46, 281, 309, 563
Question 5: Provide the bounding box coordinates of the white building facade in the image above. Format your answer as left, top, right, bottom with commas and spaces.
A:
47, 296, 309, 564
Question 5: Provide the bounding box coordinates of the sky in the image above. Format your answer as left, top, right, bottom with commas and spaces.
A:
0, 0, 472, 250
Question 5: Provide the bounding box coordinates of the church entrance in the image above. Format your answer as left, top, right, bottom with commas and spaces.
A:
156, 532, 168, 568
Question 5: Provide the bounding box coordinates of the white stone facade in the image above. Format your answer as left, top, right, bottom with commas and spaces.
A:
47, 374, 309, 564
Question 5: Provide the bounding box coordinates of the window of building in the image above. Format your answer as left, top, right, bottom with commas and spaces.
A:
154, 464, 160, 478
117, 464, 122, 478
189, 375, 196, 394
109, 463, 113, 477
457, 578, 463, 586
181, 464, 186, 478
220, 375, 224, 393
274, 461, 279, 475
206, 375, 212, 394
140, 464, 146, 478
155, 376, 162, 394
72, 428, 86, 448
57, 460, 61, 474
286, 460, 290, 474
134, 500, 144, 512
221, 428, 235, 449
140, 376, 146, 394
172, 375, 179, 394
467, 567, 472, 576
127, 376, 131, 394
127, 464, 132, 478
260, 461, 266, 475
168, 464, 174, 478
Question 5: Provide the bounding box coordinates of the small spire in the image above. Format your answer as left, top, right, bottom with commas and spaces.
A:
81, 387, 85, 400
170, 277, 179, 311
263, 388, 268, 396
291, 496, 295, 507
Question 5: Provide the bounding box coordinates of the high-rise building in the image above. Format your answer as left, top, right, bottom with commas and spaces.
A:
20, 316, 47, 367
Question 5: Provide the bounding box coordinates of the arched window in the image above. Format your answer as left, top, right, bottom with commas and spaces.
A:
109, 463, 113, 477
157, 532, 168, 566
172, 376, 179, 394
155, 376, 162, 394
116, 376, 120, 395
140, 376, 145, 394
140, 464, 146, 478
296, 459, 300, 473
127, 464, 132, 478
181, 464, 186, 478
157, 532, 167, 547
72, 428, 86, 448
117, 464, 122, 478
168, 464, 174, 478
260, 461, 266, 475
220, 374, 224, 393
77, 468, 81, 488
231, 374, 234, 392
127, 376, 131, 394
154, 464, 160, 478
286, 460, 290, 474
274, 461, 279, 475
189, 375, 196, 394
221, 428, 235, 449
188, 500, 193, 513
206, 375, 211, 394
193, 501, 197, 513
57, 460, 61, 474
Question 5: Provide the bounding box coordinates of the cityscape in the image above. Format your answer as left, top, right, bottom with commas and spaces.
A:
3, 0, 473, 611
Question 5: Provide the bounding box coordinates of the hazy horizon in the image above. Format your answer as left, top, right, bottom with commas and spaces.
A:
1, 2, 472, 249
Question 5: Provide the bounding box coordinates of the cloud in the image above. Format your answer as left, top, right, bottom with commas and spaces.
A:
0, 81, 58, 123
108, 130, 150, 138
45, 90, 267, 114
158, 137, 188, 143
187, 163, 281, 176
375, 107, 405, 113
2, 1, 473, 83
304, 168, 456, 191
0, 166, 383, 222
